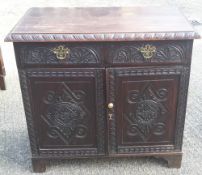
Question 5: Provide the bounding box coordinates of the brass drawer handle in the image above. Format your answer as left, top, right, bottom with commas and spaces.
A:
138, 44, 156, 60
52, 45, 70, 60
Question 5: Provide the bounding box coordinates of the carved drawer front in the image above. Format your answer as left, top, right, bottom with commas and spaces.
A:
19, 68, 106, 157
107, 40, 192, 66
15, 43, 103, 67
107, 66, 189, 154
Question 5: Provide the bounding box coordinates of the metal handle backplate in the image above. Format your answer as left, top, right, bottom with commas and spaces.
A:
138, 44, 156, 60
52, 45, 70, 60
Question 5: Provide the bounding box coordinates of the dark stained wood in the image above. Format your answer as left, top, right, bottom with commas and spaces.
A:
14, 42, 104, 68
19, 68, 106, 157
106, 66, 190, 155
32, 158, 46, 173
109, 68, 179, 151
6, 7, 198, 172
5, 7, 199, 42
0, 47, 6, 90
154, 153, 182, 168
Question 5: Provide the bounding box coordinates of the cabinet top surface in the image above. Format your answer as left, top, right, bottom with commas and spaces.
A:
5, 6, 199, 42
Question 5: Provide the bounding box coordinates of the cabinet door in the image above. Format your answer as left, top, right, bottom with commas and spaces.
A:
19, 68, 106, 157
107, 67, 189, 154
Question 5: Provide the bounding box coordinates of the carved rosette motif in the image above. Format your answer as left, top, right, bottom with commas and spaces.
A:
126, 84, 168, 141
111, 43, 185, 63
21, 45, 100, 64
41, 83, 89, 145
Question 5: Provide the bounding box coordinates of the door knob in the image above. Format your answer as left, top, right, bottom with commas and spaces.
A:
108, 103, 114, 109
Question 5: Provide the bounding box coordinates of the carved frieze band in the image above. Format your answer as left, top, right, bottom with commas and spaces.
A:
19, 45, 100, 64
5, 31, 199, 42
111, 42, 186, 63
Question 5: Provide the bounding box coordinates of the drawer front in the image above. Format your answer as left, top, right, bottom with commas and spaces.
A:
107, 40, 192, 66
15, 43, 104, 67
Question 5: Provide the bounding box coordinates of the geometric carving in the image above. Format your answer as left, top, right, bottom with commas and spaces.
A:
41, 83, 89, 145
126, 83, 168, 141
107, 67, 189, 154
18, 68, 106, 157
112, 43, 185, 63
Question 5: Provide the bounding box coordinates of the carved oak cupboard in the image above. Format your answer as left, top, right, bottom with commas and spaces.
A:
5, 7, 199, 172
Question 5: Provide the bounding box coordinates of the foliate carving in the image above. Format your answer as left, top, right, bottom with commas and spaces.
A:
41, 83, 89, 144
69, 47, 99, 63
111, 43, 185, 63
126, 84, 168, 141
21, 45, 100, 64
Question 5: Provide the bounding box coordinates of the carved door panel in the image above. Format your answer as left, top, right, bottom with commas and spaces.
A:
23, 68, 106, 157
107, 67, 188, 154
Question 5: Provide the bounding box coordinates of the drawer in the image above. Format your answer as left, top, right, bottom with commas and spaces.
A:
107, 40, 192, 66
14, 43, 104, 67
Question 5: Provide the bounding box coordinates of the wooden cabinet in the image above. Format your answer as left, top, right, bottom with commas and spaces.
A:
5, 7, 199, 172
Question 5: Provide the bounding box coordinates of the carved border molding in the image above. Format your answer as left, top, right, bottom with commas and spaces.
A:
40, 149, 97, 157
174, 67, 190, 150
26, 71, 95, 77
5, 31, 199, 42
116, 67, 182, 76
95, 70, 106, 154
118, 145, 174, 153
18, 70, 39, 156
